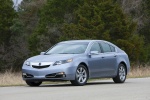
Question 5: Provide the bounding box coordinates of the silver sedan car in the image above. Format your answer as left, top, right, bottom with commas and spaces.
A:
22, 40, 130, 86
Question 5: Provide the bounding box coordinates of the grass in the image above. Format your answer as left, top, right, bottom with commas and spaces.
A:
0, 67, 150, 86
128, 67, 150, 78
0, 71, 25, 87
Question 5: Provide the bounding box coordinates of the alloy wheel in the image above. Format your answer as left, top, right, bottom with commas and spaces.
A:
119, 65, 126, 81
76, 67, 87, 84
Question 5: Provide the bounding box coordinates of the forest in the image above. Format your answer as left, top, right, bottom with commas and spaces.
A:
0, 0, 150, 72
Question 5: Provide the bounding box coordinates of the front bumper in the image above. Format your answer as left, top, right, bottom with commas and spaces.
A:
22, 63, 76, 81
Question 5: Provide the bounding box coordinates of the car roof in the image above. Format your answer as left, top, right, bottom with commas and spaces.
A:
60, 40, 103, 43
58, 40, 123, 53
60, 40, 120, 49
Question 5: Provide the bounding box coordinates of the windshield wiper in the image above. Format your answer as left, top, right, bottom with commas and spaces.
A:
58, 53, 77, 54
45, 53, 78, 54
58, 53, 70, 54
44, 53, 51, 55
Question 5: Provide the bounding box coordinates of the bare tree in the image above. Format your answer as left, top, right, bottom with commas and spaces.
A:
117, 0, 146, 31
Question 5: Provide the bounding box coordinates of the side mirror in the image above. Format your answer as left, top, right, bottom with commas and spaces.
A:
90, 51, 99, 55
40, 52, 45, 55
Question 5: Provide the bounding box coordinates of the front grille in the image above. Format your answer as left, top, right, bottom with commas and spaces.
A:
32, 65, 50, 69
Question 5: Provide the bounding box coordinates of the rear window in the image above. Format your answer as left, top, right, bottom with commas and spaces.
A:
110, 45, 116, 52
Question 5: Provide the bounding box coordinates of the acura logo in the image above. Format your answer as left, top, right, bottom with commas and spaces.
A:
39, 63, 41, 66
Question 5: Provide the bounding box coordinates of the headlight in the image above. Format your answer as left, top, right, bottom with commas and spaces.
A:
53, 58, 73, 66
25, 61, 30, 66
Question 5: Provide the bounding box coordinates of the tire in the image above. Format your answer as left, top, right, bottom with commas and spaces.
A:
26, 81, 42, 86
70, 65, 88, 86
113, 64, 126, 83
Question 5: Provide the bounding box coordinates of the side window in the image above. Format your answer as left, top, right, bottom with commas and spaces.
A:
110, 45, 116, 52
100, 42, 111, 53
90, 42, 101, 53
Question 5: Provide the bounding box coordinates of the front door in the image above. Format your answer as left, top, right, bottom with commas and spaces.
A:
88, 42, 106, 78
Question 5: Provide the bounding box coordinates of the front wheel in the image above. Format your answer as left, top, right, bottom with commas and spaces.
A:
70, 65, 88, 86
26, 81, 42, 86
113, 64, 126, 83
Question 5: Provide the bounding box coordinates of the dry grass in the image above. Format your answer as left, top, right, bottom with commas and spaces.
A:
128, 67, 150, 78
0, 71, 25, 86
0, 67, 150, 86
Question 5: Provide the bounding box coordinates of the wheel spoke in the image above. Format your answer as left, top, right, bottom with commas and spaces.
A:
80, 67, 83, 72
120, 67, 123, 73
83, 74, 86, 78
79, 77, 82, 82
81, 77, 84, 82
123, 72, 125, 75
120, 76, 123, 80
77, 70, 80, 74
119, 72, 121, 76
82, 70, 85, 74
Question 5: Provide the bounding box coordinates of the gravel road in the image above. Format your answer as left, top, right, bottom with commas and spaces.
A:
0, 78, 150, 100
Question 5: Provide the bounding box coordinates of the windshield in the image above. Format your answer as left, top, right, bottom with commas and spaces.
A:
45, 43, 88, 54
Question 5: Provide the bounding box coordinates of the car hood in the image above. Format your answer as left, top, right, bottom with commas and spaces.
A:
27, 54, 81, 62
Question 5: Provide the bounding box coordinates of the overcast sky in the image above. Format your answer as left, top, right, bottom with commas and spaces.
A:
12, 0, 22, 10
13, 0, 22, 6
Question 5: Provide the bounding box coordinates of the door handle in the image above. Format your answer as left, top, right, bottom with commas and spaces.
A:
114, 55, 117, 57
102, 56, 105, 58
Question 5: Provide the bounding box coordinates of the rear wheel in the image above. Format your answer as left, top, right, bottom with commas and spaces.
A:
113, 64, 126, 83
70, 65, 88, 86
26, 81, 42, 86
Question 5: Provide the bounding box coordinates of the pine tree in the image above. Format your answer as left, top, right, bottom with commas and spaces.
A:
29, 0, 145, 62
0, 0, 16, 71
0, 0, 16, 45
3, 0, 46, 71
29, 0, 83, 55
139, 0, 150, 62
61, 0, 143, 61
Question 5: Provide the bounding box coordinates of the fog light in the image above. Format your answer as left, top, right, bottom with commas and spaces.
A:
57, 72, 65, 75
23, 73, 26, 76
56, 72, 66, 77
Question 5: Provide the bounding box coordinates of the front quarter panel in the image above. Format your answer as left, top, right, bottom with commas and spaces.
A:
72, 55, 90, 73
